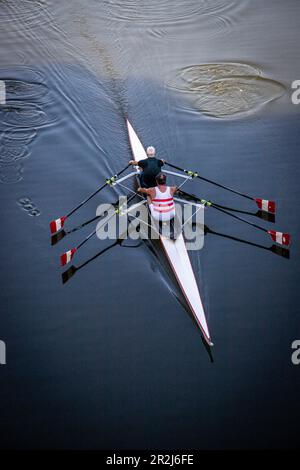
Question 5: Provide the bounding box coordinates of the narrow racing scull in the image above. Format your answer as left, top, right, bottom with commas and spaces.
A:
126, 120, 213, 346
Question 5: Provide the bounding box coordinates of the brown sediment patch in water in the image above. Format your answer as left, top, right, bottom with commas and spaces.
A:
169, 62, 286, 118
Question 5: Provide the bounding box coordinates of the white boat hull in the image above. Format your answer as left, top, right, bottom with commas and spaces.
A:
126, 119, 212, 346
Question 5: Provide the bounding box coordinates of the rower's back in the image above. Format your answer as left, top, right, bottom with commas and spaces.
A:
149, 183, 181, 240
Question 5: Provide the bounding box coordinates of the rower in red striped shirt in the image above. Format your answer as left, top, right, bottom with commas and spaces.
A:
138, 172, 178, 222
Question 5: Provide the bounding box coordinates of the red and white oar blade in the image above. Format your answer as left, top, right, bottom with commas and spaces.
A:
60, 248, 77, 266
50, 216, 66, 234
268, 230, 291, 246
255, 199, 276, 214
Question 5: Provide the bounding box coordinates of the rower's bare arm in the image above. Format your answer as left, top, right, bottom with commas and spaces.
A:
137, 187, 150, 194
171, 186, 178, 195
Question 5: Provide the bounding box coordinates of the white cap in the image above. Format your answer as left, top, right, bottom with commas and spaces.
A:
146, 146, 156, 157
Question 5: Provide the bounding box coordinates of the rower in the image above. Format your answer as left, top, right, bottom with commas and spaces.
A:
129, 146, 165, 188
138, 172, 177, 222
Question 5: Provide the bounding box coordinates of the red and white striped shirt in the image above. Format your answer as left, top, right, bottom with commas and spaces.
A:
149, 186, 176, 221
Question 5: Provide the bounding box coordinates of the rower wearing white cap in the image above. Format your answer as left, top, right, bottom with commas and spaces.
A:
129, 146, 165, 188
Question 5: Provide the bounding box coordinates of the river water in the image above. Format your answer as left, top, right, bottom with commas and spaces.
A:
0, 0, 299, 449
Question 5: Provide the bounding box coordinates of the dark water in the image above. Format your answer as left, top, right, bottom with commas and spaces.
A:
0, 0, 299, 449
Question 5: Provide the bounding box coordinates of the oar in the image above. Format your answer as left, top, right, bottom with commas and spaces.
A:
51, 199, 121, 245
62, 239, 122, 284
60, 193, 136, 266
197, 200, 275, 222
165, 161, 276, 214
179, 189, 291, 247
202, 225, 290, 259
62, 233, 142, 284
49, 163, 130, 234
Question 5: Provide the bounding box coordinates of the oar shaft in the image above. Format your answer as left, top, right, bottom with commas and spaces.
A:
76, 208, 115, 250
200, 175, 253, 201
179, 190, 255, 215
67, 200, 120, 234
67, 215, 102, 233
166, 162, 253, 201
79, 240, 120, 270
205, 226, 269, 251
66, 163, 130, 218
76, 192, 136, 250
77, 227, 99, 249
180, 189, 267, 234
210, 203, 267, 233
67, 182, 107, 218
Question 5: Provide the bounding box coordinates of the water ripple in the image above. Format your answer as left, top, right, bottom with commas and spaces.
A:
3, 78, 48, 102
0, 0, 51, 29
1, 101, 48, 128
104, 0, 234, 25
0, 129, 34, 163
103, 0, 244, 39
0, 67, 57, 183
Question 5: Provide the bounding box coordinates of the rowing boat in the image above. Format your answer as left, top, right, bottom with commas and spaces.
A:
54, 117, 290, 346
126, 120, 213, 346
